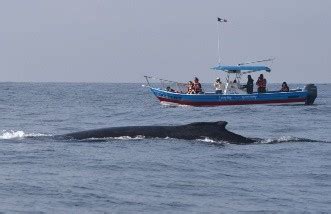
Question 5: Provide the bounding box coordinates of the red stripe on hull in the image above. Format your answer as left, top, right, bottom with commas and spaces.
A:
157, 97, 306, 106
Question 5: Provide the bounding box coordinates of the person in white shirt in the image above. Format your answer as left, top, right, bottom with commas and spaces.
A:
214, 78, 224, 94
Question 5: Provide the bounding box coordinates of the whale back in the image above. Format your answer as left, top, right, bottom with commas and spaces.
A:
61, 121, 254, 144
182, 121, 252, 143
186, 121, 228, 129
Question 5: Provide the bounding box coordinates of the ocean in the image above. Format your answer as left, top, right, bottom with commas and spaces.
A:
0, 82, 330, 213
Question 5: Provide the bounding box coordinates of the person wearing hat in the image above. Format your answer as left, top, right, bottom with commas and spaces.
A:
214, 77, 224, 94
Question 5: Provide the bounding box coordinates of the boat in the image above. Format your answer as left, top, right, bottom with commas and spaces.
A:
144, 76, 317, 107
144, 18, 317, 107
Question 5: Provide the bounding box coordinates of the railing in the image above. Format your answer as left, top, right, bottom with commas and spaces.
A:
144, 76, 187, 93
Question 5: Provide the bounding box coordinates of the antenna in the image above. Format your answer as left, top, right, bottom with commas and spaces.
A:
238, 58, 275, 66
217, 17, 227, 65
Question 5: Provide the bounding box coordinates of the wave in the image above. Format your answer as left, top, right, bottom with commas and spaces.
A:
195, 136, 327, 145
0, 130, 51, 140
259, 136, 327, 144
160, 101, 191, 108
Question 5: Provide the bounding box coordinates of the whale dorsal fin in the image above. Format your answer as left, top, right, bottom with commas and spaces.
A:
187, 121, 228, 128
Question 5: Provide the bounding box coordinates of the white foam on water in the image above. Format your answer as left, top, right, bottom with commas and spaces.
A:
80, 135, 146, 141
0, 130, 25, 139
0, 130, 50, 140
160, 101, 191, 108
276, 136, 300, 142
197, 137, 230, 145
198, 137, 216, 143
113, 135, 146, 140
260, 136, 308, 144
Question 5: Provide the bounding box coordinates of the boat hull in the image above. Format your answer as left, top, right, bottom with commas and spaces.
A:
149, 87, 310, 107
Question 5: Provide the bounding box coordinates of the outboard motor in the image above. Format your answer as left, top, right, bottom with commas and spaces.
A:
303, 84, 317, 105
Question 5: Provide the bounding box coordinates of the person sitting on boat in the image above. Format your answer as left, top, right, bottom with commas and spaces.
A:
214, 77, 224, 94
187, 81, 195, 94
242, 75, 254, 94
193, 77, 203, 94
280, 82, 289, 92
256, 74, 267, 93
166, 86, 176, 93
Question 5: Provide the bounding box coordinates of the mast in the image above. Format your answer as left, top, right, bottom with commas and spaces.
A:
217, 17, 227, 65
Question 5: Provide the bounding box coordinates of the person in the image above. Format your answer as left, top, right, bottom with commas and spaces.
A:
243, 75, 254, 94
256, 74, 267, 93
187, 81, 195, 94
166, 86, 175, 92
214, 77, 224, 94
280, 82, 289, 92
193, 77, 202, 94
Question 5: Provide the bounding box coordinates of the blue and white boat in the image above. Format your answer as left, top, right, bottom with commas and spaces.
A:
144, 18, 317, 107
144, 73, 317, 107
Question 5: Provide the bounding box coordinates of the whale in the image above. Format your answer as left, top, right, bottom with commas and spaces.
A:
60, 121, 255, 144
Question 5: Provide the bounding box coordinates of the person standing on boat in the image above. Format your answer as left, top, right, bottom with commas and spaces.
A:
243, 75, 254, 94
256, 74, 267, 93
214, 78, 224, 94
187, 81, 195, 94
193, 77, 202, 94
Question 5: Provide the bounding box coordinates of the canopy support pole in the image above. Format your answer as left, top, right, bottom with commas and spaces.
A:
217, 21, 221, 64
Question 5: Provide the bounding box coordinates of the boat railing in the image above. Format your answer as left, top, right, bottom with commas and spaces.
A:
144, 76, 187, 93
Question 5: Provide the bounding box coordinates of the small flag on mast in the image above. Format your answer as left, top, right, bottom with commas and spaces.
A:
217, 17, 227, 22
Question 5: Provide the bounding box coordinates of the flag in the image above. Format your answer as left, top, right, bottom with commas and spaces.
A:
217, 17, 227, 22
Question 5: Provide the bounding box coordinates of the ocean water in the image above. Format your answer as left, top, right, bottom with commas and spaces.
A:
0, 82, 330, 213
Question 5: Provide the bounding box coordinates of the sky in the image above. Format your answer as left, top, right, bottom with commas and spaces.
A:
0, 0, 330, 83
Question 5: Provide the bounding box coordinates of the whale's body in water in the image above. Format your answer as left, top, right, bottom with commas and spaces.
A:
60, 121, 254, 144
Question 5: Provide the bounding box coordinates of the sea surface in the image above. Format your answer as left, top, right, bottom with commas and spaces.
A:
0, 82, 330, 213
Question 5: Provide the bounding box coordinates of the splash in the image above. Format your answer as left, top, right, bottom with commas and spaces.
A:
111, 135, 146, 140
160, 101, 190, 108
0, 130, 50, 140
198, 137, 216, 143
260, 136, 322, 144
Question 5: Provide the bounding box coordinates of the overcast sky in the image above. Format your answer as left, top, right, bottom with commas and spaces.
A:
0, 0, 330, 83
